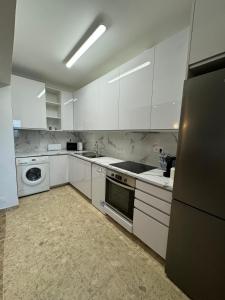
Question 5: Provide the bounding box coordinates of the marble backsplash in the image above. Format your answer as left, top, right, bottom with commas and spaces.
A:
14, 130, 178, 167
14, 130, 76, 153
75, 131, 178, 167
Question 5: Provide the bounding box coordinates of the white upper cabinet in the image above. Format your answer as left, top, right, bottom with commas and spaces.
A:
61, 91, 74, 130
73, 91, 79, 130
151, 28, 189, 129
98, 69, 119, 130
11, 75, 47, 129
118, 49, 154, 129
189, 0, 225, 66
75, 80, 99, 130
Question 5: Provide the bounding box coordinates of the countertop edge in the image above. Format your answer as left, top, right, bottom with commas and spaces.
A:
15, 151, 173, 191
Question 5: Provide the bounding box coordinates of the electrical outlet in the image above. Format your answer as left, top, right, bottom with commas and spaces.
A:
153, 144, 163, 153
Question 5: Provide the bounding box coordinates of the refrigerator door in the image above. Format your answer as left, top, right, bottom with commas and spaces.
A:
166, 200, 225, 300
173, 68, 225, 220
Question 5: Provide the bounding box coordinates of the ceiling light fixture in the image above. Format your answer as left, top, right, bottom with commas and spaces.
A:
37, 89, 45, 98
108, 61, 151, 83
64, 98, 78, 105
66, 24, 107, 68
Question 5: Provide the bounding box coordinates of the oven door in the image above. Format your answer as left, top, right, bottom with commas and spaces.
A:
105, 176, 135, 221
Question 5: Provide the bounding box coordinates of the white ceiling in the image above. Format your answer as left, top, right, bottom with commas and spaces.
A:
12, 0, 192, 91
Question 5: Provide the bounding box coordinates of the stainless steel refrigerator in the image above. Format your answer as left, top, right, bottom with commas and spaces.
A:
165, 68, 225, 300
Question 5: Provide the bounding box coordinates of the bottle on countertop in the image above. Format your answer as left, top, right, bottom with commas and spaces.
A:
170, 167, 175, 185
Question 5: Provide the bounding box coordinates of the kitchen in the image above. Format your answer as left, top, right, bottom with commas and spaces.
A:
0, 0, 225, 299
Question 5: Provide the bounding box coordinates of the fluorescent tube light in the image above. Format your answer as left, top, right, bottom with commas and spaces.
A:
108, 61, 151, 83
37, 89, 45, 98
64, 98, 78, 105
66, 25, 107, 68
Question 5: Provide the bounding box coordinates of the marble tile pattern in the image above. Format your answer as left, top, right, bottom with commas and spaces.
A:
14, 130, 76, 153
15, 130, 178, 167
75, 131, 178, 167
2, 186, 189, 300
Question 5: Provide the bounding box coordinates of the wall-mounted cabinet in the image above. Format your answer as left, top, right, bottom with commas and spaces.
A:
11, 75, 47, 129
12, 75, 74, 131
74, 80, 99, 130
98, 68, 119, 130
189, 0, 225, 66
73, 28, 188, 131
61, 91, 74, 131
46, 88, 61, 131
151, 29, 189, 129
119, 49, 154, 130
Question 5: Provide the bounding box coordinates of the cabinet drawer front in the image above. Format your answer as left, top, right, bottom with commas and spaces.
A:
135, 189, 171, 215
136, 180, 172, 202
134, 199, 170, 226
133, 208, 168, 258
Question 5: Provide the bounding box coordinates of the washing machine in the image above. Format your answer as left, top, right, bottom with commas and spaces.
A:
16, 156, 50, 197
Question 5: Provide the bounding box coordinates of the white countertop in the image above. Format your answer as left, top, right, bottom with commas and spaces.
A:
15, 150, 173, 191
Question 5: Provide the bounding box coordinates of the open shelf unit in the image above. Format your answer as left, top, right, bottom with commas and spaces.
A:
45, 88, 61, 130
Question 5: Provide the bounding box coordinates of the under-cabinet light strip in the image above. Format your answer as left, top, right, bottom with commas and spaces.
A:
108, 61, 151, 83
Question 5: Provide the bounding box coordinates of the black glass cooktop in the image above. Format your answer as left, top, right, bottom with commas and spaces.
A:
110, 161, 156, 174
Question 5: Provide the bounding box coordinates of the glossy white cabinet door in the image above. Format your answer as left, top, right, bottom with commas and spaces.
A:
189, 0, 225, 65
73, 92, 79, 130
151, 29, 189, 129
11, 75, 47, 129
69, 156, 91, 198
133, 208, 168, 258
151, 102, 181, 130
61, 91, 74, 130
76, 80, 100, 130
49, 155, 68, 187
92, 164, 106, 213
98, 69, 119, 130
119, 48, 154, 129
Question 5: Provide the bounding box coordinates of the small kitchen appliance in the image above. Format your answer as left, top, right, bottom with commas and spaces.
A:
163, 155, 176, 177
66, 142, 77, 151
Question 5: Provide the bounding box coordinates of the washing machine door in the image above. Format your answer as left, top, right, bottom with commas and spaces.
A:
22, 165, 46, 186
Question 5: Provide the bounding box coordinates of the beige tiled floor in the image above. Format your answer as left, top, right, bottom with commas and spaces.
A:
2, 185, 189, 300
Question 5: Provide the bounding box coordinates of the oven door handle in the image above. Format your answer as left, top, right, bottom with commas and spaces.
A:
106, 176, 135, 191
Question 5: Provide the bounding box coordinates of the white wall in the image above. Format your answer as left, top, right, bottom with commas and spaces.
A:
0, 86, 18, 209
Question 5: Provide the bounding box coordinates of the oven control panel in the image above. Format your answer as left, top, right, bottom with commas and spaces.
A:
107, 170, 136, 188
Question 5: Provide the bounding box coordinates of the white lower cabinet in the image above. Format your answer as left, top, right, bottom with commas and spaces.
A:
133, 180, 172, 258
91, 164, 106, 213
49, 155, 68, 187
133, 208, 169, 259
69, 156, 92, 198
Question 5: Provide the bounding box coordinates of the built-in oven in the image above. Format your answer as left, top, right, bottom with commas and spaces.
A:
105, 170, 135, 225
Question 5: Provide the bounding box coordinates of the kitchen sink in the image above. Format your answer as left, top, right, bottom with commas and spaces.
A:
76, 152, 105, 159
